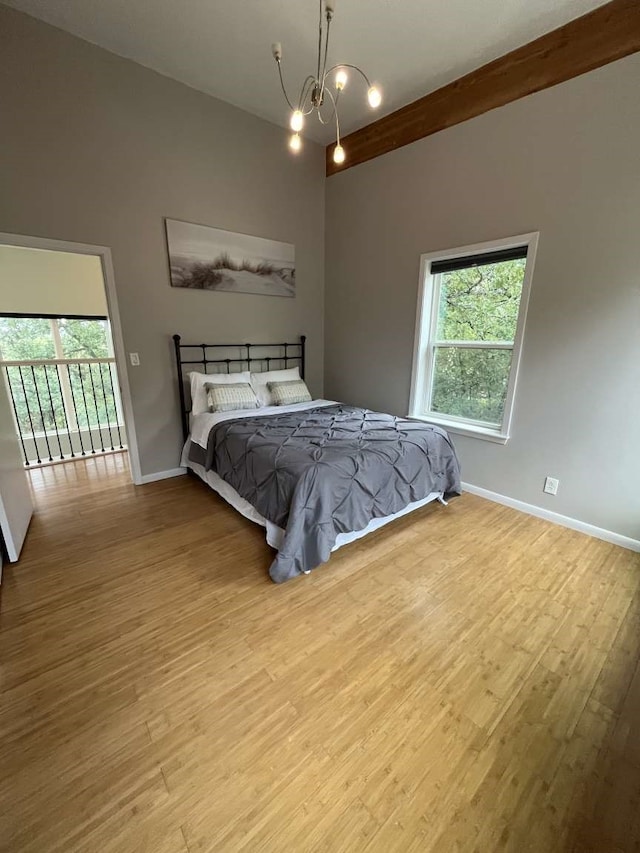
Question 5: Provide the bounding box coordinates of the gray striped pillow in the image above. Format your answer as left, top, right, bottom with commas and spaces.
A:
205, 382, 259, 413
267, 379, 312, 406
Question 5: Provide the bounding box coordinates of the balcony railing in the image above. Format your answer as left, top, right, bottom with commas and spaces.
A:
2, 358, 127, 466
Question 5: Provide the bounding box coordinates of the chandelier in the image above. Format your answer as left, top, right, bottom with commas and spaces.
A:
271, 0, 382, 164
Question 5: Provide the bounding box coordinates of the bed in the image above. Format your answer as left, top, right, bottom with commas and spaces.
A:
174, 335, 461, 582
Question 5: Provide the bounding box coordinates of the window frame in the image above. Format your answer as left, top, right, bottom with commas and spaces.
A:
409, 232, 539, 444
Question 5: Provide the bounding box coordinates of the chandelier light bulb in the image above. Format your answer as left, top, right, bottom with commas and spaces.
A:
289, 132, 302, 153
290, 110, 304, 132
335, 68, 348, 91
290, 109, 304, 132
367, 86, 382, 108
333, 144, 345, 164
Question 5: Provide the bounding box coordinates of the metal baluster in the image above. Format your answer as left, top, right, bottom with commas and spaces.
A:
106, 362, 124, 449
31, 365, 53, 461
53, 364, 75, 458
5, 367, 30, 465
98, 363, 115, 451
246, 343, 251, 371
87, 363, 105, 452
77, 364, 96, 454
18, 366, 41, 464
201, 344, 206, 371
284, 342, 288, 367
68, 364, 87, 456
225, 359, 230, 374
42, 364, 63, 460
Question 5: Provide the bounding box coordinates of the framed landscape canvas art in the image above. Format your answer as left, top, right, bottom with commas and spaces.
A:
165, 219, 295, 298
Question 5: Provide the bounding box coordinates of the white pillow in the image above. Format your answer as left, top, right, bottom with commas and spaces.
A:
250, 366, 301, 407
189, 370, 251, 415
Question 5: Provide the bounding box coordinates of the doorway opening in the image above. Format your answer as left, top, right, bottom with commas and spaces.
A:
0, 234, 141, 485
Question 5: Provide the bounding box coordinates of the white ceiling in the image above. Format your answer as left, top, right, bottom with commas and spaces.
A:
4, 0, 609, 144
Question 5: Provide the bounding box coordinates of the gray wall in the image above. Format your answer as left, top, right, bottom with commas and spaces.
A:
0, 5, 325, 477
326, 54, 640, 541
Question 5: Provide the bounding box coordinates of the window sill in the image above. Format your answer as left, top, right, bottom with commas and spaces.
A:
409, 414, 509, 444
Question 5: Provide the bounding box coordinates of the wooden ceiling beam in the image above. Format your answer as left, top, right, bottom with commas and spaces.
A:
326, 0, 640, 176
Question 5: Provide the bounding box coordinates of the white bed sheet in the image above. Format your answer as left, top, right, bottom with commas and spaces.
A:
181, 435, 445, 558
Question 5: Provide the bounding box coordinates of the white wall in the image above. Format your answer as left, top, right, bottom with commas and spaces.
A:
325, 54, 640, 542
0, 245, 107, 316
0, 5, 325, 478
0, 374, 33, 564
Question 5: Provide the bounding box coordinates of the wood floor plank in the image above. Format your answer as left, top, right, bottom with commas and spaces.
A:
1, 452, 639, 852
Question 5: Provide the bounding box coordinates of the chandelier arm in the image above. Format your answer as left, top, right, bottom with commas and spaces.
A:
318, 14, 332, 102
323, 63, 373, 89
297, 75, 316, 111
317, 107, 334, 125
318, 88, 340, 124
316, 0, 323, 86
317, 85, 338, 126
324, 86, 341, 143
276, 61, 295, 111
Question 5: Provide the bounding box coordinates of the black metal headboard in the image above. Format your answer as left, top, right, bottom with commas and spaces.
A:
173, 334, 306, 442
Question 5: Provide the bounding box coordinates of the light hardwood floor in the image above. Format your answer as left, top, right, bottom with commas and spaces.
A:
1, 453, 639, 852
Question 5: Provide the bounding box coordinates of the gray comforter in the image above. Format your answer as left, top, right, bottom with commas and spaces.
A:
201, 404, 461, 582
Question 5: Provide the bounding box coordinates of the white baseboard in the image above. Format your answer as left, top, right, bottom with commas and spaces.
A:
139, 467, 187, 485
461, 481, 640, 553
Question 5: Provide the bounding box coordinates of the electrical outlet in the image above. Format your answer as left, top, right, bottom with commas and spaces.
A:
129, 352, 140, 366
543, 476, 559, 495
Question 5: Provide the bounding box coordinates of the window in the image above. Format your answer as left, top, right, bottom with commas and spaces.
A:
0, 315, 119, 438
409, 233, 538, 443
0, 316, 110, 361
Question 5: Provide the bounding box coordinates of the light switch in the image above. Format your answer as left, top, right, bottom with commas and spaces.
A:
129, 352, 140, 366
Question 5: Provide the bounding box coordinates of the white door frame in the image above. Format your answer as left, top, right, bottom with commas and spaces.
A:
0, 231, 142, 485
